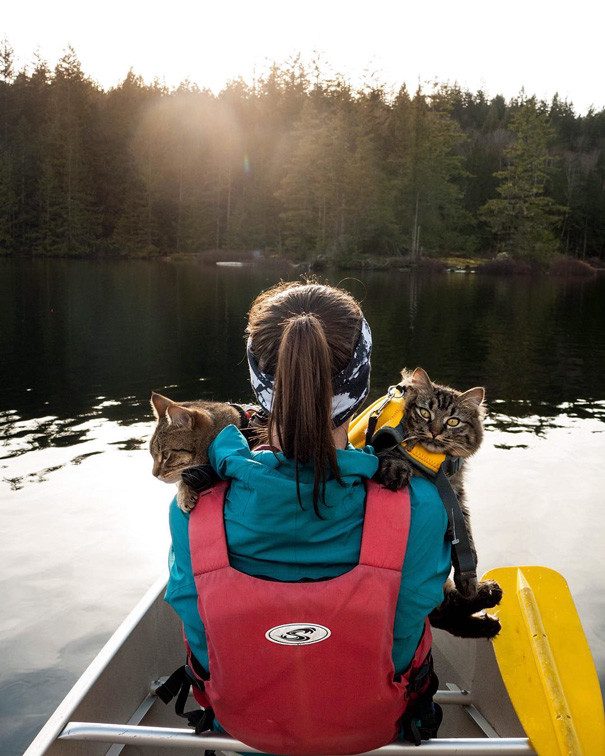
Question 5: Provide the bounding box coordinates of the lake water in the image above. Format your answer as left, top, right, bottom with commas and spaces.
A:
1, 259, 604, 754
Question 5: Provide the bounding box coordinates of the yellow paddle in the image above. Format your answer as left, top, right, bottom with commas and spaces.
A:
483, 566, 604, 755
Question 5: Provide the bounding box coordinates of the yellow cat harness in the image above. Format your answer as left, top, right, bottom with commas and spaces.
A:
348, 384, 450, 475
348, 383, 477, 582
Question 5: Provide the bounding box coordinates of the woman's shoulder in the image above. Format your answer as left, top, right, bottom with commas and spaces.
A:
209, 424, 379, 482
408, 476, 449, 533
209, 424, 252, 463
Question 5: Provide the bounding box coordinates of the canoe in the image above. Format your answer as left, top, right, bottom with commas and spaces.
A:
25, 576, 534, 756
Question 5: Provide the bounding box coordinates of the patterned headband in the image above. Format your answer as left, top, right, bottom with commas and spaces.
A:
246, 317, 372, 427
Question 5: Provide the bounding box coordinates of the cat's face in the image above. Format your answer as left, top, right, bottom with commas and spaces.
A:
149, 392, 212, 483
402, 368, 485, 458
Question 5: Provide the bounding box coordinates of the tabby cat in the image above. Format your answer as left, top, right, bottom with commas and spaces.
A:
378, 366, 502, 638
149, 392, 244, 513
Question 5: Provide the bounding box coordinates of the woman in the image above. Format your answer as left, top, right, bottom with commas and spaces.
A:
165, 282, 451, 752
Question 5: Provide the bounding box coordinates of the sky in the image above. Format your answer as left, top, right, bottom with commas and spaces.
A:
2, 0, 604, 114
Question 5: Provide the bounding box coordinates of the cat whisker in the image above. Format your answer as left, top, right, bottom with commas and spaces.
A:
401, 433, 419, 445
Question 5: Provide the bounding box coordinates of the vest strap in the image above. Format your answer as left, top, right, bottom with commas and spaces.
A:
191, 479, 410, 575
155, 664, 215, 734
359, 481, 411, 572
190, 480, 230, 575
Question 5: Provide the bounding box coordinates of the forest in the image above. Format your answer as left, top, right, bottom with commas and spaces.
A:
0, 42, 604, 265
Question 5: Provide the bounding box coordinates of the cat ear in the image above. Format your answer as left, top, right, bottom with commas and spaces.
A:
165, 404, 195, 429
459, 387, 485, 407
150, 392, 172, 419
165, 404, 212, 429
411, 367, 432, 391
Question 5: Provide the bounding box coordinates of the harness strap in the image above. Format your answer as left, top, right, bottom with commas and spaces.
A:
434, 466, 476, 577
370, 423, 407, 454
181, 464, 219, 493
359, 481, 410, 572
368, 423, 477, 578
228, 402, 253, 428
229, 403, 265, 446
365, 412, 380, 447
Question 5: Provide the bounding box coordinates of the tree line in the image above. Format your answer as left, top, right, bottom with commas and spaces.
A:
0, 43, 604, 262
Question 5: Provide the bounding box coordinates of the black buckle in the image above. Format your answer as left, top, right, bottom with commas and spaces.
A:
187, 705, 215, 735
156, 666, 189, 704
156, 665, 214, 734
443, 456, 463, 476
401, 701, 443, 745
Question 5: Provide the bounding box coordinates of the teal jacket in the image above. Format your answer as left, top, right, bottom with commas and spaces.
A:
165, 425, 451, 673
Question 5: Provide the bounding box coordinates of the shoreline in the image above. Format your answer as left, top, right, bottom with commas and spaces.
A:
1, 250, 602, 277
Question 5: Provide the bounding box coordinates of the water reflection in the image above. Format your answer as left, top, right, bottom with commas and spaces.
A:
488, 399, 605, 435
0, 260, 604, 754
2, 398, 604, 492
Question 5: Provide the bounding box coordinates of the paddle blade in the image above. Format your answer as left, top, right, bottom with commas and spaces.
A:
484, 566, 604, 756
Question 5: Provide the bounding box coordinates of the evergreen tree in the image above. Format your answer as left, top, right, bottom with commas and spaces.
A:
479, 98, 567, 261
0, 42, 603, 261
15, 55, 53, 253
389, 86, 473, 257
277, 98, 350, 258
100, 70, 157, 254
37, 48, 101, 255
0, 39, 16, 253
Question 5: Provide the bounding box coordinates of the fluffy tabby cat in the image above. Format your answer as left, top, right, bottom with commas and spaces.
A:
379, 367, 502, 637
149, 392, 245, 513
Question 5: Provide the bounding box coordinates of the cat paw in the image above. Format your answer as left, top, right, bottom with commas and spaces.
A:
474, 580, 503, 610
177, 486, 199, 513
374, 452, 412, 491
469, 613, 501, 639
430, 610, 501, 639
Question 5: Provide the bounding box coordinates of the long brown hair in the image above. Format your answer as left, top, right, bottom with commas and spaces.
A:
247, 282, 363, 515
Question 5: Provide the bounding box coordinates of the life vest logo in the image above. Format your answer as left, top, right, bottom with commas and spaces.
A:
265, 623, 331, 646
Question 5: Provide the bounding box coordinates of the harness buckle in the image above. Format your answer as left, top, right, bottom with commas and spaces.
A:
372, 383, 405, 421
443, 456, 464, 476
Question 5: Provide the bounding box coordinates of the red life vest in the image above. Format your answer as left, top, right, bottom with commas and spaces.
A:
187, 479, 432, 755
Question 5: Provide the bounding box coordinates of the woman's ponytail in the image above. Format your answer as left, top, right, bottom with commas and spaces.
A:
247, 282, 364, 516
268, 313, 339, 514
